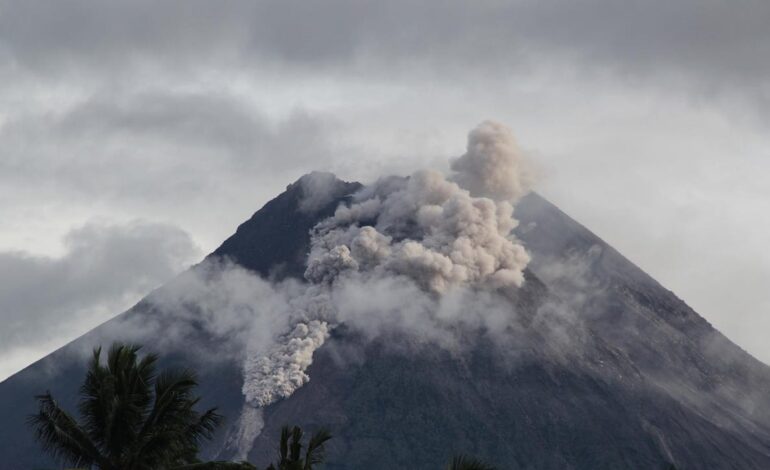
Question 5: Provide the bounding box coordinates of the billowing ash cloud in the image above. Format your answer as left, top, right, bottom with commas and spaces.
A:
152, 122, 535, 458
306, 121, 532, 294
450, 120, 534, 202
242, 319, 329, 407
232, 318, 329, 459
306, 168, 530, 293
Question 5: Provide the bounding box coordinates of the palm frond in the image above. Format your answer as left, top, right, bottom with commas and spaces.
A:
279, 426, 291, 461
446, 455, 496, 470
78, 346, 111, 448
289, 426, 303, 462
140, 368, 200, 435
303, 428, 332, 469
131, 368, 220, 468
106, 344, 155, 460
30, 342, 226, 469
28, 392, 106, 468
188, 407, 223, 443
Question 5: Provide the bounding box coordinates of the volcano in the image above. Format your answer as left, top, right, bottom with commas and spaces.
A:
2, 173, 770, 470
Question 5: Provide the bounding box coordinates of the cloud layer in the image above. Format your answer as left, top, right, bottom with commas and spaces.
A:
3, 0, 769, 95
0, 221, 199, 380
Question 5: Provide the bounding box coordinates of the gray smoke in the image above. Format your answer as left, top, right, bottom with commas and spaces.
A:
297, 171, 346, 213
217, 121, 536, 457
450, 120, 534, 202
306, 168, 530, 293
242, 319, 330, 407
217, 280, 335, 457
230, 318, 329, 459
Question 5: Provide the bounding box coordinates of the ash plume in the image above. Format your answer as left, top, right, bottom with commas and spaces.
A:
212, 121, 537, 458
450, 120, 534, 202
306, 168, 530, 293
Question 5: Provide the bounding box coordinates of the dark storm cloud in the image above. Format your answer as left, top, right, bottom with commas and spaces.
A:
2, 0, 768, 92
0, 221, 199, 378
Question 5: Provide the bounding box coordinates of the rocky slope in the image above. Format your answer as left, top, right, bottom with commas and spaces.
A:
1, 176, 769, 469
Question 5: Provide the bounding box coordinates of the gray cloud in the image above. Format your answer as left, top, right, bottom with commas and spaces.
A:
0, 91, 334, 198
0, 221, 200, 380
2, 0, 768, 94
0, 86, 347, 254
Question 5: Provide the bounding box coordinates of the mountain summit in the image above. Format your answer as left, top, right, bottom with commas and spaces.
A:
2, 172, 769, 469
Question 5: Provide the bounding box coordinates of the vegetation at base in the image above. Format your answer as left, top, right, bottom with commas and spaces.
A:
28, 343, 248, 470
263, 425, 332, 470
445, 455, 496, 470
28, 342, 496, 470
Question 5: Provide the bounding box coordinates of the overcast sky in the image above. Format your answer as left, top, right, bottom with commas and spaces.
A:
1, 0, 769, 380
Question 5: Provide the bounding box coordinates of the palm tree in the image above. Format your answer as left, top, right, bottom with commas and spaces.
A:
265, 425, 332, 470
29, 343, 253, 470
445, 455, 496, 470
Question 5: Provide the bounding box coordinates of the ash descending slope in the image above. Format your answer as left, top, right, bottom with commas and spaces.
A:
2, 183, 770, 467
0, 174, 359, 469
241, 191, 770, 470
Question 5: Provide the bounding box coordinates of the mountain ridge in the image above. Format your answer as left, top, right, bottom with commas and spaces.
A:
1, 174, 769, 469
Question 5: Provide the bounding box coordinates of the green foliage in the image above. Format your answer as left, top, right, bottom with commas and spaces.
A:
445, 455, 496, 470
264, 425, 332, 470
28, 343, 501, 470
28, 343, 246, 470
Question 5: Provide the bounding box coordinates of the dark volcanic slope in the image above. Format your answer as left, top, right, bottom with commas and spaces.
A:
211, 174, 361, 279
2, 177, 770, 470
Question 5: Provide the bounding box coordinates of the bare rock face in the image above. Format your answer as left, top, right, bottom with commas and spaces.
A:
2, 176, 769, 470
